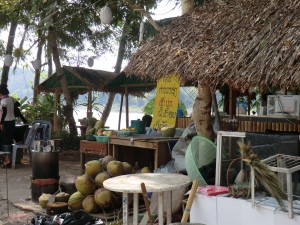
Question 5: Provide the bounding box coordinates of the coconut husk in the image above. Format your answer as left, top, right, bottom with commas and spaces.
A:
237, 142, 286, 208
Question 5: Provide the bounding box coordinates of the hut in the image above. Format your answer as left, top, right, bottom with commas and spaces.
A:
124, 0, 300, 132
38, 66, 117, 131
38, 66, 155, 131
123, 1, 300, 223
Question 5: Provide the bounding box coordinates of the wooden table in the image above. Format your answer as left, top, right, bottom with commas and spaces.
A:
109, 136, 179, 170
79, 140, 109, 171
103, 173, 191, 225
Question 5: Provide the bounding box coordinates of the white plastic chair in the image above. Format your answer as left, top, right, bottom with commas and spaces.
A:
11, 123, 41, 169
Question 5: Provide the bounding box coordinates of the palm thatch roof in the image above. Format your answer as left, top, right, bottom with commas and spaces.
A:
102, 72, 156, 96
124, 0, 300, 90
38, 66, 117, 94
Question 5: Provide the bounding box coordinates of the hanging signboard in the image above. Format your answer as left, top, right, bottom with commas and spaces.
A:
150, 74, 180, 130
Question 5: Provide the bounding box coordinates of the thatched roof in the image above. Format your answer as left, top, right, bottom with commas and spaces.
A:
38, 66, 117, 94
103, 72, 156, 96
124, 0, 300, 90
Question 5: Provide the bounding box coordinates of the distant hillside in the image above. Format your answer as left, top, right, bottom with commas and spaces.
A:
8, 68, 35, 100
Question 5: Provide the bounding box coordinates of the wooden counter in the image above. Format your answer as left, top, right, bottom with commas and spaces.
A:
109, 136, 179, 170
79, 140, 109, 171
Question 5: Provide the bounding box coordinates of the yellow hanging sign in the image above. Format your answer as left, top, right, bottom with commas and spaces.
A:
150, 74, 180, 130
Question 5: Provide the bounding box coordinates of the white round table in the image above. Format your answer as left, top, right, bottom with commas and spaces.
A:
104, 173, 191, 225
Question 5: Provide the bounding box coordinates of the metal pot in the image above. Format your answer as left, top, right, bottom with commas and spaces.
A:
31, 152, 59, 179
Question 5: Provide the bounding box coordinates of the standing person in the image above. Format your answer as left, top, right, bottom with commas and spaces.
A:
0, 84, 15, 167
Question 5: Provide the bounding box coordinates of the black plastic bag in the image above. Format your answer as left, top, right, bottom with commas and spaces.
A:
29, 215, 56, 225
61, 210, 95, 225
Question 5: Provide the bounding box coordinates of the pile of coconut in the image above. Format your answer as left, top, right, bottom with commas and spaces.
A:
68, 155, 152, 214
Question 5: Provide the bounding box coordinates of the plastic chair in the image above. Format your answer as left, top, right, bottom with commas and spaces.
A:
31, 120, 52, 141
11, 123, 41, 169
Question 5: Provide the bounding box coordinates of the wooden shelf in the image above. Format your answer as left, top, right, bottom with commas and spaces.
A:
80, 140, 109, 172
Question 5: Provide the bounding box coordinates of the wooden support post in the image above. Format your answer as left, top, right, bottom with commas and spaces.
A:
87, 90, 92, 118
118, 94, 124, 130
53, 90, 59, 132
125, 87, 129, 128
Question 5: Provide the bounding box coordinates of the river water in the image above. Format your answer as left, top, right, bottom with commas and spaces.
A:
73, 108, 144, 130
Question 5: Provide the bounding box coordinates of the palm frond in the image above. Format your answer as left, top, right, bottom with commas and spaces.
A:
237, 142, 286, 208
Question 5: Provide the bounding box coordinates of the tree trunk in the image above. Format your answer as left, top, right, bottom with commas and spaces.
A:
181, 0, 214, 140
1, 21, 18, 84
47, 40, 53, 77
48, 25, 77, 136
100, 18, 128, 125
33, 28, 44, 103
192, 86, 214, 140
13, 24, 28, 72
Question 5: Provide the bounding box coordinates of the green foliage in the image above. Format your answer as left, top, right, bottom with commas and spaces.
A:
23, 94, 55, 124
179, 101, 188, 116
142, 98, 155, 115
75, 94, 103, 118
53, 130, 81, 151
142, 98, 188, 116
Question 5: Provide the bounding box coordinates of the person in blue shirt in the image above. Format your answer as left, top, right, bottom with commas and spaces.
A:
177, 104, 184, 117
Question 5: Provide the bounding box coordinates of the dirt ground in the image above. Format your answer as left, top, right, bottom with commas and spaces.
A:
0, 150, 83, 225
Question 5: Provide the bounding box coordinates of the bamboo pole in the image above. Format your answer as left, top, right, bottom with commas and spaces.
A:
272, 122, 276, 131
275, 122, 279, 131
288, 123, 293, 132
257, 120, 261, 132
181, 179, 199, 223
279, 123, 284, 131
284, 123, 288, 132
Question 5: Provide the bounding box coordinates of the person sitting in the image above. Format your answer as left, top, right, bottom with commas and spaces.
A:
142, 114, 152, 127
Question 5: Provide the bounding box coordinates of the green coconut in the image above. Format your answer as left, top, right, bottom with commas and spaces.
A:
122, 162, 132, 174
94, 188, 113, 208
100, 155, 115, 170
75, 174, 96, 195
68, 191, 86, 210
55, 192, 70, 203
95, 171, 111, 188
107, 160, 124, 177
94, 120, 105, 131
161, 126, 176, 137
82, 195, 100, 213
85, 160, 103, 178
86, 127, 95, 135
140, 166, 152, 173
39, 193, 52, 209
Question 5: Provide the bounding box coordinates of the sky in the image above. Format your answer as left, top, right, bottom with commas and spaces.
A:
0, 1, 181, 73
74, 1, 181, 72
0, 1, 181, 99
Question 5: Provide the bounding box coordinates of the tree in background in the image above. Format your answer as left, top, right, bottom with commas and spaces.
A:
0, 0, 161, 136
